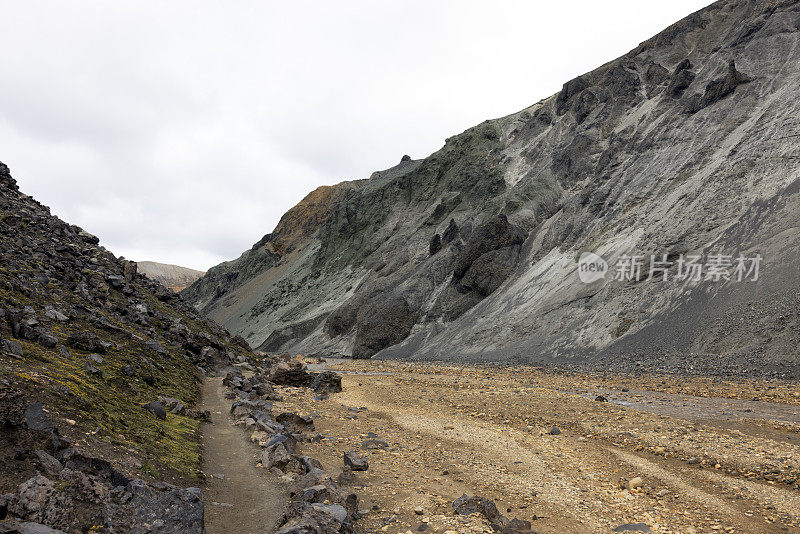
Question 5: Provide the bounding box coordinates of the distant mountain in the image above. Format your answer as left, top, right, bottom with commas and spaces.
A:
184, 0, 800, 379
138, 261, 205, 291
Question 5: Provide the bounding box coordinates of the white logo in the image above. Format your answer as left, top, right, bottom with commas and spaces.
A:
578, 252, 608, 284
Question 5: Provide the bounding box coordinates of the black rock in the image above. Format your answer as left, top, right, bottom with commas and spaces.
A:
441, 218, 459, 244
2, 339, 23, 358
24, 403, 54, 432
65, 332, 107, 354
666, 58, 695, 97
37, 331, 58, 348
310, 371, 342, 394
343, 451, 368, 471
429, 233, 442, 256
453, 494, 501, 523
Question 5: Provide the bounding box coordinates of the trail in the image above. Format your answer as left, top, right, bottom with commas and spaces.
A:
199, 377, 286, 534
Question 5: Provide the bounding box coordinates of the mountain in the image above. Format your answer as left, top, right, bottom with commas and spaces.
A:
183, 0, 800, 379
138, 261, 205, 292
0, 162, 254, 531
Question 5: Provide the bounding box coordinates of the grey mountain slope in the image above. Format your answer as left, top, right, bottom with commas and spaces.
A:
185, 0, 800, 378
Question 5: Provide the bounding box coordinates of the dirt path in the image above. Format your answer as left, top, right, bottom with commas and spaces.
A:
200, 377, 286, 534
273, 359, 800, 533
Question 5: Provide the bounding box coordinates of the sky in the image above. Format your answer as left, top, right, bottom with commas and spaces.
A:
0, 1, 712, 271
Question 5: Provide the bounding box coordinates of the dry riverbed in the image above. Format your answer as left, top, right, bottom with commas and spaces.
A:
269, 359, 800, 534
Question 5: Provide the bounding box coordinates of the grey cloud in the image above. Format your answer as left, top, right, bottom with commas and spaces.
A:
0, 1, 712, 270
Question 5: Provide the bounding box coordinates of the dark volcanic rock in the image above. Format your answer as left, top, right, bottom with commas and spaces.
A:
666, 58, 695, 97
555, 75, 589, 115
2, 339, 23, 359
453, 494, 501, 523
453, 215, 524, 280
342, 451, 368, 471
429, 233, 442, 256
23, 404, 54, 433
143, 401, 167, 421
691, 59, 753, 112
310, 371, 342, 394
65, 332, 107, 354
269, 361, 312, 386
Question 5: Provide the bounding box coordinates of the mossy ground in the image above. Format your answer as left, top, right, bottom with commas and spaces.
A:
0, 270, 242, 484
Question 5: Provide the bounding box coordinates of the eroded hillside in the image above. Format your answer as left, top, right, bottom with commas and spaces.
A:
185, 0, 800, 378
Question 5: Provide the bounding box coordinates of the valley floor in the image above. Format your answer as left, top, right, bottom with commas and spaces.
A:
272, 359, 800, 534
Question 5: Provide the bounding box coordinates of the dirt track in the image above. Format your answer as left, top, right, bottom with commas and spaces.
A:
200, 377, 286, 533
272, 360, 800, 533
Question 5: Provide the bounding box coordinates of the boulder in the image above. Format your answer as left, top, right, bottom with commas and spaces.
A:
310, 371, 342, 394
343, 451, 368, 472
2, 339, 23, 358
65, 332, 107, 354
269, 361, 312, 387
452, 494, 501, 523
143, 401, 167, 421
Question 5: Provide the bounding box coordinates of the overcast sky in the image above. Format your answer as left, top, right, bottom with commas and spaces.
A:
0, 1, 711, 271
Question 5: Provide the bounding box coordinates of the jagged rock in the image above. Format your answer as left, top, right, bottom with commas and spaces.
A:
123, 261, 138, 283
555, 75, 589, 115
33, 451, 62, 477
441, 218, 459, 244
644, 61, 670, 86
666, 58, 695, 97
82, 362, 103, 378
23, 404, 54, 433
429, 234, 442, 256
37, 332, 58, 349
688, 59, 753, 113
276, 413, 315, 432
309, 371, 342, 394
261, 442, 292, 470
158, 397, 186, 415
269, 361, 312, 386
65, 332, 107, 354
43, 309, 68, 322
230, 334, 251, 351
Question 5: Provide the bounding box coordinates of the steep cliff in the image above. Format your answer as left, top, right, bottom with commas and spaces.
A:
185, 0, 800, 378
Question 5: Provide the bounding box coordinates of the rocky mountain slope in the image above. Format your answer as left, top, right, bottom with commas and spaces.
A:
0, 162, 255, 532
184, 0, 800, 379
138, 261, 205, 292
